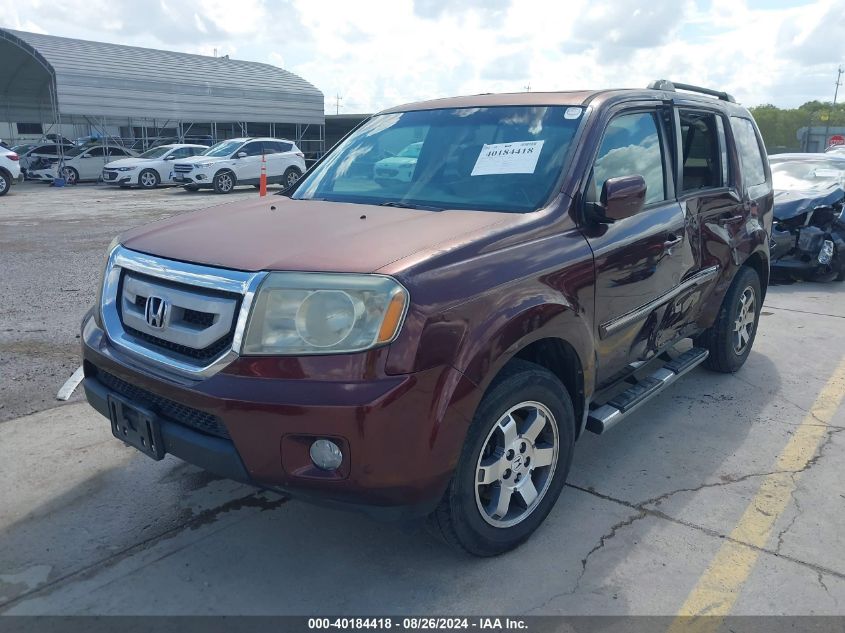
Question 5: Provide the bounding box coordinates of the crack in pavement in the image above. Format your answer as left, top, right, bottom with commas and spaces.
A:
0, 491, 289, 612
765, 305, 845, 320
775, 478, 801, 555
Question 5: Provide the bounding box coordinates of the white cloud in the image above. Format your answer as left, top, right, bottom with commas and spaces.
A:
0, 0, 842, 112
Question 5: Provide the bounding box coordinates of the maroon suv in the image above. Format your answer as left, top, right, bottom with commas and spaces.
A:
82, 80, 772, 556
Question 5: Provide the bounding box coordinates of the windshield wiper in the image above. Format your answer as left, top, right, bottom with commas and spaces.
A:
379, 201, 443, 211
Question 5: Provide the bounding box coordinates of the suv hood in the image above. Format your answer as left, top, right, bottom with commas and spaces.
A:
120, 196, 516, 274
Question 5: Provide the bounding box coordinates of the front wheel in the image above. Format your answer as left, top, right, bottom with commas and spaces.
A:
213, 170, 235, 194
428, 359, 575, 556
695, 266, 761, 373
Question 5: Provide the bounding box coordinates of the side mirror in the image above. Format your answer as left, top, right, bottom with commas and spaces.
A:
164, 155, 176, 161
597, 175, 647, 222
236, 151, 248, 159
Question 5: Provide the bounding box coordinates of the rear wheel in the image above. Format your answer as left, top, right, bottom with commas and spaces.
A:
138, 169, 160, 189
213, 170, 235, 194
695, 266, 761, 373
0, 171, 10, 196
427, 359, 575, 556
61, 166, 79, 185
283, 166, 302, 188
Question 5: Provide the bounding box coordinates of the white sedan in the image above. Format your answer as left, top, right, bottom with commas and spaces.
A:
102, 144, 208, 188
56, 145, 138, 184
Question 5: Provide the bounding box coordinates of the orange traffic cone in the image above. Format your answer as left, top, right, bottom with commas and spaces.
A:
259, 153, 267, 197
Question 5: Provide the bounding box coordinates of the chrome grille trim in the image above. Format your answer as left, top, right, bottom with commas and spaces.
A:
101, 245, 267, 380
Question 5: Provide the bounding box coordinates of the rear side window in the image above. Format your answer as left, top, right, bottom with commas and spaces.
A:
593, 112, 666, 205
678, 110, 724, 192
731, 117, 766, 187
36, 145, 57, 155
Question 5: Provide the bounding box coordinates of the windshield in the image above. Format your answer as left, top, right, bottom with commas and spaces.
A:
293, 106, 584, 212
200, 140, 242, 158
771, 160, 845, 190
139, 146, 172, 159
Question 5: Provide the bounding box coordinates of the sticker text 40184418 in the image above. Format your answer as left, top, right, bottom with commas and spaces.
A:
471, 140, 544, 176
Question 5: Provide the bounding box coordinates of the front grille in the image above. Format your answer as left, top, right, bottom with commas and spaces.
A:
123, 325, 234, 361
174, 164, 193, 173
119, 271, 241, 363
96, 368, 230, 439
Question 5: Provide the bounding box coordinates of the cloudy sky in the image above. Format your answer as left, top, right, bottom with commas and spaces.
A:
1, 0, 843, 112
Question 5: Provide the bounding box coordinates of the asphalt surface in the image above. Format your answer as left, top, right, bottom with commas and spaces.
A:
0, 180, 283, 422
1, 181, 844, 615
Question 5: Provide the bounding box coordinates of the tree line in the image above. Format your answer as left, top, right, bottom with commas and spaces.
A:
749, 102, 845, 152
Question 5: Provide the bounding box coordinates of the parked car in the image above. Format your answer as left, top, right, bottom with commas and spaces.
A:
49, 145, 138, 184
769, 153, 845, 282
171, 137, 305, 193
12, 142, 75, 176
0, 148, 23, 195
102, 144, 209, 188
82, 80, 772, 556
374, 141, 423, 185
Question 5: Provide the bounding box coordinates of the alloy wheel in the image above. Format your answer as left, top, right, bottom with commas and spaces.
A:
733, 286, 756, 355
0, 175, 6, 191
140, 171, 157, 187
287, 170, 300, 186
474, 401, 559, 528
62, 168, 76, 184
218, 173, 233, 192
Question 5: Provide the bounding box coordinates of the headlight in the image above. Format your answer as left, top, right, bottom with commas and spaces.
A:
116, 166, 135, 172
94, 237, 121, 328
193, 162, 214, 168
242, 273, 409, 355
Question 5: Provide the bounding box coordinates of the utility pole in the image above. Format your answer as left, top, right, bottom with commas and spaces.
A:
823, 66, 843, 149
334, 93, 343, 115
524, 83, 531, 92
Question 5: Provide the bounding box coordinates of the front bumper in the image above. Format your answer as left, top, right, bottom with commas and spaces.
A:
81, 315, 475, 520
102, 169, 135, 185
172, 170, 211, 185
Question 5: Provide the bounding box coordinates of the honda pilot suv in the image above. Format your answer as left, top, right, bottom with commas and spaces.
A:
82, 81, 772, 556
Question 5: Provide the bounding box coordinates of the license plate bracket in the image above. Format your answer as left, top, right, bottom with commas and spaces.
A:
108, 394, 165, 460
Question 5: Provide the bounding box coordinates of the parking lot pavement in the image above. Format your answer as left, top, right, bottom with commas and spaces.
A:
1, 279, 843, 615
0, 181, 280, 422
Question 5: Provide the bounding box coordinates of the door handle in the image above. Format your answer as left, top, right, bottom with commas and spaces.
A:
718, 215, 744, 226
664, 235, 683, 249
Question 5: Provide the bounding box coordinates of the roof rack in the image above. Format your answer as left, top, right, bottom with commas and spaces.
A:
647, 79, 736, 103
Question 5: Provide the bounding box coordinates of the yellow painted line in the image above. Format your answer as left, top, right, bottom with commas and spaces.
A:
669, 356, 845, 632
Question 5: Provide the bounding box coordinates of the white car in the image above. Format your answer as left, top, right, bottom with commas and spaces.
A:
0, 148, 24, 196
373, 141, 422, 185
54, 145, 138, 184
172, 137, 306, 194
102, 144, 208, 188
12, 142, 76, 175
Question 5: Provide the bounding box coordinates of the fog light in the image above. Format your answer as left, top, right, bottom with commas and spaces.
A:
819, 240, 834, 265
310, 439, 343, 470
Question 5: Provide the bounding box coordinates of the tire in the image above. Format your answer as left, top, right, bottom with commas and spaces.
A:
213, 170, 236, 194
427, 359, 575, 556
138, 169, 160, 189
695, 266, 761, 373
0, 171, 10, 196
283, 166, 302, 188
183, 185, 199, 192
62, 167, 79, 185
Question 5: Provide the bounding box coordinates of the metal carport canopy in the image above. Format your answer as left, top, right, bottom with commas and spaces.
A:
0, 28, 324, 125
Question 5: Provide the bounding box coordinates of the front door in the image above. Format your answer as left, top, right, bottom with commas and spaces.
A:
580, 107, 698, 385
234, 141, 265, 183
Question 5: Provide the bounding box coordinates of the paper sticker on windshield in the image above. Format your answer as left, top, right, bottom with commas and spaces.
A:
564, 107, 583, 119
471, 140, 544, 176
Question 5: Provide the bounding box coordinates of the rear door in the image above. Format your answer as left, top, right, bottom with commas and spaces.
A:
79, 147, 106, 179
261, 141, 285, 180
671, 107, 741, 341
580, 105, 698, 383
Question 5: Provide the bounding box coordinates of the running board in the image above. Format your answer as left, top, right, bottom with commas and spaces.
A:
586, 347, 709, 434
